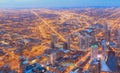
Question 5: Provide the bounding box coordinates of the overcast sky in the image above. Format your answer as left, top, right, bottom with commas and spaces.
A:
0, 0, 120, 8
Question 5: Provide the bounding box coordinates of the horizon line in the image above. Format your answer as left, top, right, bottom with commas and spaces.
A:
0, 6, 120, 9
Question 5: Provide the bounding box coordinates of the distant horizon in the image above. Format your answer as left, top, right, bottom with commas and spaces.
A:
0, 6, 120, 9
0, 0, 120, 9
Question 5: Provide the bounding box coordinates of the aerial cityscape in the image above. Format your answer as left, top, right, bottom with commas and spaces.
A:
0, 0, 120, 73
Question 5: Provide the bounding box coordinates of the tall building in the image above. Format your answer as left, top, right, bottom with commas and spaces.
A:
85, 36, 89, 50
90, 42, 99, 60
79, 35, 89, 51
106, 30, 111, 42
19, 56, 29, 73
51, 34, 57, 49
103, 24, 111, 42
101, 39, 107, 61
79, 35, 86, 51
90, 31, 97, 43
114, 29, 120, 48
50, 52, 57, 66
101, 39, 107, 50
118, 30, 120, 48
63, 36, 70, 50
104, 24, 108, 32
88, 59, 101, 73
63, 42, 68, 50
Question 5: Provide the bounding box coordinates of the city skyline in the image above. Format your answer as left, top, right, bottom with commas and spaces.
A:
0, 0, 120, 73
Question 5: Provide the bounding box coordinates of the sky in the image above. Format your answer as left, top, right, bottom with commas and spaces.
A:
0, 0, 120, 8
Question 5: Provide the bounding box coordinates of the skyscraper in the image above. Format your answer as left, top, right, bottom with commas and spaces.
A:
114, 29, 120, 48
92, 31, 97, 42
85, 36, 89, 50
88, 60, 101, 73
63, 36, 70, 50
50, 52, 57, 66
79, 35, 86, 51
104, 24, 108, 32
90, 42, 99, 60
79, 35, 89, 51
103, 24, 111, 42
106, 30, 111, 42
51, 34, 57, 49
19, 56, 29, 73
63, 42, 68, 50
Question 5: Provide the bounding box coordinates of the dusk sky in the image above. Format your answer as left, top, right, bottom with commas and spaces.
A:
0, 0, 120, 8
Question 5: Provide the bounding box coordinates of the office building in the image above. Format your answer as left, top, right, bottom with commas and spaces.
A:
79, 35, 86, 51
63, 36, 70, 50
88, 59, 101, 73
106, 30, 111, 42
50, 52, 57, 66
90, 42, 99, 60
51, 34, 57, 49
79, 34, 89, 51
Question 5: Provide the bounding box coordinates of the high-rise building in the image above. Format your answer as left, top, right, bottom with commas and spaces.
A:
117, 30, 120, 48
51, 34, 57, 49
88, 59, 101, 73
79, 35, 89, 51
19, 56, 29, 73
103, 24, 111, 42
104, 24, 108, 31
90, 31, 97, 43
63, 36, 70, 50
79, 35, 86, 51
63, 42, 68, 50
101, 39, 107, 61
106, 30, 111, 42
114, 29, 120, 47
90, 42, 99, 60
85, 36, 89, 50
101, 39, 108, 50
50, 52, 57, 66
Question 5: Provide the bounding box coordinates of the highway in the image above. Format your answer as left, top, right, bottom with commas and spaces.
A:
31, 10, 66, 42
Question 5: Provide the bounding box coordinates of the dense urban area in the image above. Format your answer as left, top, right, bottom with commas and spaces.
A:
0, 8, 120, 73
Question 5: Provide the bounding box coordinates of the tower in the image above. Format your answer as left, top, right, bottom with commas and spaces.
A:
114, 29, 120, 48
90, 30, 97, 43
79, 35, 86, 51
88, 60, 101, 73
51, 34, 57, 49
63, 36, 70, 50
63, 42, 68, 50
106, 30, 111, 42
104, 24, 108, 32
50, 52, 57, 66
85, 36, 89, 50
90, 42, 99, 60
103, 24, 111, 42
19, 56, 29, 73
79, 35, 89, 51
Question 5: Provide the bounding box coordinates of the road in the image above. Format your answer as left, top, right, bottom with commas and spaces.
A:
65, 52, 90, 73
31, 10, 90, 51
31, 10, 66, 42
